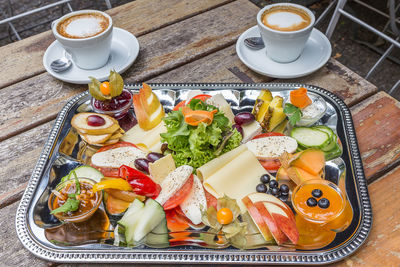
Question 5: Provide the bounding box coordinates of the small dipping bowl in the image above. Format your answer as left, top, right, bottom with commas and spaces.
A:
294, 92, 327, 126
48, 178, 102, 223
91, 89, 133, 120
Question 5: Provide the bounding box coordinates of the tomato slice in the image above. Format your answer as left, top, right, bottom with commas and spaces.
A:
189, 94, 211, 103
252, 132, 285, 139
173, 100, 186, 111
96, 141, 139, 152
163, 174, 194, 210
259, 158, 281, 172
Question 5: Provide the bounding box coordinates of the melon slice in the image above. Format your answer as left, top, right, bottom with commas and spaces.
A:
290, 149, 325, 175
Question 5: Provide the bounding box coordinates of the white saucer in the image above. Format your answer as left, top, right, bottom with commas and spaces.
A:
236, 26, 332, 79
43, 27, 139, 84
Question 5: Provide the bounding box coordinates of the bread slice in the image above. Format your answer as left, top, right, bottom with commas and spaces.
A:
103, 138, 120, 145
80, 132, 112, 145
71, 113, 119, 135
109, 130, 123, 140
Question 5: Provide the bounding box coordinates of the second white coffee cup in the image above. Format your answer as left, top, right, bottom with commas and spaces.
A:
52, 10, 113, 70
257, 3, 315, 63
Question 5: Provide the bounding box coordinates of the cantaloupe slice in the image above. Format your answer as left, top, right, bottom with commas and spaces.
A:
276, 167, 290, 181
287, 167, 322, 185
289, 149, 325, 175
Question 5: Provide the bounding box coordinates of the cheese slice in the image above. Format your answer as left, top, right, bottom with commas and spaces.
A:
122, 121, 166, 152
246, 136, 298, 159
241, 121, 262, 143
197, 145, 247, 180
203, 149, 267, 213
90, 146, 147, 168
155, 165, 193, 205
149, 154, 176, 184
179, 175, 207, 225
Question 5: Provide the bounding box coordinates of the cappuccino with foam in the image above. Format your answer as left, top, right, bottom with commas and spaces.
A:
57, 13, 109, 39
262, 6, 311, 32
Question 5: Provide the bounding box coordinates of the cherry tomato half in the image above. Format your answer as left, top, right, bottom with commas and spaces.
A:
173, 100, 186, 111
259, 158, 281, 172
189, 94, 211, 103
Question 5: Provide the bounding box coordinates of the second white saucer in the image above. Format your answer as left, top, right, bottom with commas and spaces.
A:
236, 26, 332, 79
43, 27, 139, 84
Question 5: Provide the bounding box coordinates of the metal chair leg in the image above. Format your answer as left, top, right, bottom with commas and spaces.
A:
326, 0, 348, 39
388, 80, 400, 96
104, 0, 112, 9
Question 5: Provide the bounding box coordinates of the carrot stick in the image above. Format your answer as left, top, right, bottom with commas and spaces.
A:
290, 87, 312, 108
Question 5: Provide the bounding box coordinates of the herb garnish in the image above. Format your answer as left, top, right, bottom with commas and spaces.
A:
51, 171, 81, 215
284, 103, 302, 126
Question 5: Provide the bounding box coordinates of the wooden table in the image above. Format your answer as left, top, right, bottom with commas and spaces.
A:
1, 0, 399, 266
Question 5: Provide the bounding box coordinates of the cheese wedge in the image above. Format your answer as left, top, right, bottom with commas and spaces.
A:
246, 136, 298, 159
155, 165, 193, 206
180, 175, 207, 225
149, 154, 176, 184
241, 121, 262, 143
206, 94, 235, 123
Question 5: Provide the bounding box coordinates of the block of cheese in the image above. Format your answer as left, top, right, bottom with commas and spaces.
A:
199, 144, 268, 213
121, 121, 166, 153
149, 154, 176, 184
241, 121, 262, 143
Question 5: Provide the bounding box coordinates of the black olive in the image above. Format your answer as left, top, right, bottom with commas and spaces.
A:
280, 184, 289, 193
256, 183, 268, 193
312, 189, 323, 198
318, 198, 330, 209
307, 197, 317, 207
269, 180, 278, 188
260, 174, 271, 184
271, 187, 280, 196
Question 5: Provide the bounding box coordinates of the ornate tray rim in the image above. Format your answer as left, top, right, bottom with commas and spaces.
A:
15, 83, 372, 265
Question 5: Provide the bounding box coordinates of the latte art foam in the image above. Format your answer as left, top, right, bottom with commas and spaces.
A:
262, 6, 311, 32
57, 13, 109, 39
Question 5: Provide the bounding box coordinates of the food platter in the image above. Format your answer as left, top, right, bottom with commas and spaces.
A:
16, 83, 372, 264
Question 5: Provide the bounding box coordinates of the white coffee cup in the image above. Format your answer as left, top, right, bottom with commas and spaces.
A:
51, 10, 113, 70
257, 3, 315, 63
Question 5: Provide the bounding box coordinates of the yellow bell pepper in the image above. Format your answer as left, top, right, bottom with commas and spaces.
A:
92, 178, 132, 193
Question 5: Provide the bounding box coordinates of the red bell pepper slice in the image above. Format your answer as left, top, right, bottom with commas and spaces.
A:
119, 165, 161, 198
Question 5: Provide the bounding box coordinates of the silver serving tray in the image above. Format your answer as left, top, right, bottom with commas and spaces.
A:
16, 83, 372, 264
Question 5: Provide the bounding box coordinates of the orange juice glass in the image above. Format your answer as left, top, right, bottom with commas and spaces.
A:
292, 179, 353, 249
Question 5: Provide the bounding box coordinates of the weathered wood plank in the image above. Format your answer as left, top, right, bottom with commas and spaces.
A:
0, 201, 46, 266
150, 46, 377, 106
0, 121, 53, 208
350, 91, 400, 181
337, 166, 400, 266
0, 0, 232, 90
0, 0, 259, 142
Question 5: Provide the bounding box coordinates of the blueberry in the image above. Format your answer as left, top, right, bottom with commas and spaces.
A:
260, 174, 271, 184
280, 184, 289, 194
281, 191, 289, 196
318, 198, 330, 209
307, 197, 317, 207
266, 188, 272, 195
269, 180, 278, 188
256, 183, 268, 193
271, 187, 280, 196
279, 195, 289, 202
312, 189, 323, 198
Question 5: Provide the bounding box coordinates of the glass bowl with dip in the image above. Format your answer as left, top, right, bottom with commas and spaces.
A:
48, 177, 102, 223
285, 88, 327, 127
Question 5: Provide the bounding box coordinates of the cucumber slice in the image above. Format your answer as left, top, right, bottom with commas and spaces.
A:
118, 199, 145, 246
145, 218, 169, 247
133, 198, 166, 242
291, 127, 330, 148
325, 143, 342, 160
61, 166, 104, 183
312, 125, 334, 139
